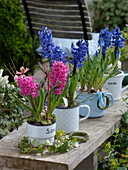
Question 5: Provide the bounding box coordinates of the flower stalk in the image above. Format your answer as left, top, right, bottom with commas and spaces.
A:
46, 73, 51, 122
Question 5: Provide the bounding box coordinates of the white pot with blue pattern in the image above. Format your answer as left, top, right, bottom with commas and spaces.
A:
53, 104, 90, 134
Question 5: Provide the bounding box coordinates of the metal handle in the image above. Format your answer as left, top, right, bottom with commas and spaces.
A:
122, 73, 128, 92
79, 105, 90, 121
105, 92, 114, 107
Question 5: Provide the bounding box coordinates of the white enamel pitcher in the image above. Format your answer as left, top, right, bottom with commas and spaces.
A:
104, 71, 128, 100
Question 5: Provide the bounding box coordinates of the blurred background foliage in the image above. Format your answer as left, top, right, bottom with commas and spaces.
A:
0, 86, 25, 139
89, 0, 128, 32
0, 0, 36, 77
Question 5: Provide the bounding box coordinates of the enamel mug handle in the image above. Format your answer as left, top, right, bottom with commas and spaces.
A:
123, 73, 128, 78
79, 105, 90, 121
105, 92, 114, 107
122, 73, 128, 92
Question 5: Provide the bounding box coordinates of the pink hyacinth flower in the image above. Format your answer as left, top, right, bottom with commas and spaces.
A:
16, 75, 39, 98
49, 61, 69, 94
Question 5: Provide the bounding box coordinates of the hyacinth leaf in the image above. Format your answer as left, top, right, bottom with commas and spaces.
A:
106, 47, 115, 65
51, 99, 63, 113
26, 95, 36, 111
37, 88, 46, 114
49, 93, 63, 114
48, 93, 56, 114
63, 78, 70, 95
69, 74, 78, 102
49, 79, 70, 111
11, 93, 37, 115
54, 96, 63, 108
34, 96, 39, 109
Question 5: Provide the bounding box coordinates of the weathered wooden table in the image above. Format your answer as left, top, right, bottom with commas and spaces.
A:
0, 90, 127, 170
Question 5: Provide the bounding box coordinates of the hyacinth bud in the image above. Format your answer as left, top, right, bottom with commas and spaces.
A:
20, 66, 26, 74
16, 67, 29, 75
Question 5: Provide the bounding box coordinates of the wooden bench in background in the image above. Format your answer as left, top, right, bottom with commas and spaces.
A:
20, 0, 92, 58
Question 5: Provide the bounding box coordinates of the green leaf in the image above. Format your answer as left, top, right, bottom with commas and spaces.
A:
117, 167, 127, 170
11, 93, 36, 115
63, 78, 71, 95
115, 128, 119, 134
37, 88, 45, 114
56, 129, 65, 137
106, 141, 111, 149
68, 74, 78, 103
26, 95, 35, 111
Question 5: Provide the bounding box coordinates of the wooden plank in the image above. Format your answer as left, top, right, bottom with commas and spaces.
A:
25, 17, 91, 27
22, 12, 91, 24
27, 7, 89, 17
30, 23, 92, 33
33, 28, 92, 39
28, 12, 90, 22
26, 0, 83, 5
20, 0, 88, 14
27, 2, 78, 10
24, 24, 92, 40
31, 23, 83, 31
25, 1, 88, 10
28, 8, 80, 15
23, 16, 92, 29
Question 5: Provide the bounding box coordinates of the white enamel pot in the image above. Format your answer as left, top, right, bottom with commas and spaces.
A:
53, 104, 90, 134
27, 122, 56, 146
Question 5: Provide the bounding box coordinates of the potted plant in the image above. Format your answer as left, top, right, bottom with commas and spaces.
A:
104, 27, 128, 100
78, 27, 120, 118
53, 41, 91, 134
38, 28, 90, 134
13, 61, 69, 146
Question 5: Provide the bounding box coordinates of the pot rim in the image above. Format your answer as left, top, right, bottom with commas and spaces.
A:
55, 104, 80, 110
114, 70, 124, 77
27, 121, 56, 127
104, 70, 124, 78
78, 87, 108, 95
